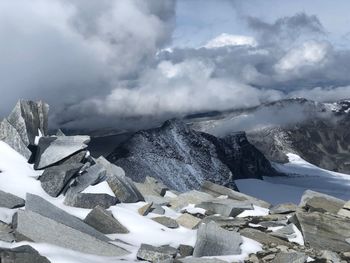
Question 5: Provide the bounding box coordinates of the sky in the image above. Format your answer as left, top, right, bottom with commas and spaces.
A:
1, 0, 350, 130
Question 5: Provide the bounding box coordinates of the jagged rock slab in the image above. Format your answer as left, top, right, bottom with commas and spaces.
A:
271, 252, 307, 263
176, 214, 201, 229
138, 203, 153, 216
107, 120, 238, 192
201, 181, 271, 208
270, 203, 297, 214
169, 190, 213, 211
7, 100, 49, 145
0, 190, 25, 208
178, 244, 194, 258
65, 164, 106, 196
145, 176, 169, 196
96, 156, 144, 203
64, 192, 118, 209
14, 210, 129, 256
137, 244, 177, 262
201, 215, 248, 230
193, 221, 242, 257
270, 224, 297, 241
295, 211, 350, 252
24, 193, 110, 242
0, 221, 14, 242
40, 163, 83, 197
34, 136, 90, 170
84, 206, 128, 234
299, 190, 345, 214
0, 245, 51, 263
0, 119, 31, 158
144, 195, 170, 206
338, 201, 350, 218
152, 216, 179, 229
196, 199, 253, 217
240, 228, 293, 247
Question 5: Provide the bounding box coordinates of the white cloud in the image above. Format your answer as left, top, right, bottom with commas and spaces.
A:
203, 33, 257, 49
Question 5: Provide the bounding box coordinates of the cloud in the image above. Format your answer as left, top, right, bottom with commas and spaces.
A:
203, 33, 257, 48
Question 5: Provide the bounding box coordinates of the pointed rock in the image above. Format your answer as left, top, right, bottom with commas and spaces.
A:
64, 192, 118, 209
193, 221, 242, 257
299, 190, 345, 214
196, 199, 253, 217
84, 206, 129, 234
138, 203, 153, 216
0, 190, 25, 208
152, 216, 179, 229
176, 214, 201, 229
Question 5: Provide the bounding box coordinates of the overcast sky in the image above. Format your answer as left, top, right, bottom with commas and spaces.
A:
1, 0, 350, 130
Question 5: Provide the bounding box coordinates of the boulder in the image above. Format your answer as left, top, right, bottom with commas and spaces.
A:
0, 245, 51, 263
299, 190, 345, 214
201, 181, 271, 208
201, 215, 248, 231
39, 163, 83, 197
178, 259, 228, 263
34, 136, 90, 169
64, 192, 118, 209
138, 203, 153, 216
193, 221, 242, 257
7, 100, 49, 146
239, 228, 293, 247
169, 190, 213, 211
0, 221, 14, 242
176, 214, 201, 229
145, 176, 169, 196
152, 216, 179, 229
196, 199, 253, 217
337, 200, 350, 218
295, 211, 350, 252
0, 119, 31, 158
137, 244, 177, 262
270, 203, 297, 214
177, 244, 194, 258
24, 193, 110, 242
144, 195, 170, 206
269, 224, 298, 242
14, 210, 129, 256
0, 190, 25, 208
151, 204, 166, 215
271, 252, 307, 263
84, 206, 128, 234
95, 156, 144, 203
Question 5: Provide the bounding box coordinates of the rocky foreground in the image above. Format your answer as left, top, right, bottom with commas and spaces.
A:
1, 100, 350, 263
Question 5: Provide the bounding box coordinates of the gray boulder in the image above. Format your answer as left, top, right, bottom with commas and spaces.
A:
177, 244, 194, 258
0, 245, 51, 263
138, 202, 153, 216
84, 206, 129, 234
0, 190, 25, 208
272, 252, 307, 263
95, 156, 144, 203
299, 190, 345, 214
338, 201, 350, 218
7, 100, 49, 146
193, 221, 242, 257
145, 176, 169, 196
295, 211, 350, 252
178, 259, 228, 263
0, 119, 31, 158
14, 210, 129, 257
137, 244, 177, 262
196, 199, 253, 217
270, 203, 297, 214
169, 190, 213, 211
34, 136, 90, 170
0, 221, 14, 242
239, 228, 292, 247
176, 214, 201, 229
24, 193, 110, 242
151, 204, 166, 215
40, 163, 83, 197
201, 215, 248, 231
64, 192, 118, 209
201, 181, 271, 208
152, 216, 179, 229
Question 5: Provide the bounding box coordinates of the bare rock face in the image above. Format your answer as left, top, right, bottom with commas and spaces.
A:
0, 245, 51, 263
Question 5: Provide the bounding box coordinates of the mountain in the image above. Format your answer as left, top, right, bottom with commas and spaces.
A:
107, 119, 278, 192
190, 98, 350, 174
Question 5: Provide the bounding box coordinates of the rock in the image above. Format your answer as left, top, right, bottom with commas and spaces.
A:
196, 199, 253, 217
145, 176, 169, 196
169, 190, 213, 211
178, 258, 228, 263
259, 220, 287, 228
295, 211, 350, 252
240, 228, 293, 247
201, 181, 271, 208
65, 164, 106, 195
271, 252, 308, 263
0, 119, 31, 158
137, 244, 177, 262
14, 210, 129, 256
84, 206, 128, 234
152, 216, 179, 229
193, 221, 242, 257
24, 193, 110, 242
270, 224, 297, 241
176, 214, 201, 229
319, 250, 341, 263
177, 244, 194, 258
201, 215, 248, 230
300, 190, 345, 214
138, 203, 153, 216
152, 204, 166, 215
0, 245, 51, 263
39, 163, 83, 197
34, 136, 90, 169
338, 201, 350, 218
7, 100, 49, 146
95, 156, 144, 203
0, 221, 14, 242
145, 195, 170, 206
270, 203, 297, 214
0, 190, 25, 208
56, 129, 66, 136
64, 192, 118, 209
